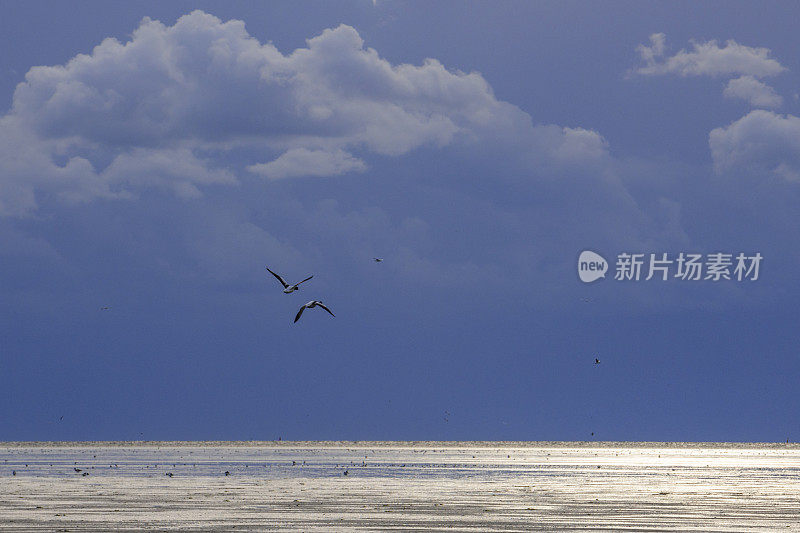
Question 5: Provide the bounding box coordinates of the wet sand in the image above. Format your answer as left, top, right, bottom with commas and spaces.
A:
2, 442, 800, 531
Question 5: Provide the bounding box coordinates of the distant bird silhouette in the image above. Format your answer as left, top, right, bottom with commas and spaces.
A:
294, 301, 335, 323
343, 470, 348, 476
165, 472, 173, 478
59, 416, 63, 421
266, 267, 313, 293
373, 258, 383, 262
82, 472, 89, 476
100, 306, 111, 310
224, 471, 230, 476
74, 468, 81, 472
594, 358, 600, 364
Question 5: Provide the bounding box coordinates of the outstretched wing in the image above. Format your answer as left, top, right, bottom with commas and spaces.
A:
294, 305, 308, 323
266, 267, 289, 288
296, 275, 313, 286
316, 302, 335, 317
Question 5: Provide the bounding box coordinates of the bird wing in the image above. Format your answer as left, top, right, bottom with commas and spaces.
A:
296, 275, 313, 286
266, 267, 289, 288
294, 305, 308, 323
316, 302, 335, 317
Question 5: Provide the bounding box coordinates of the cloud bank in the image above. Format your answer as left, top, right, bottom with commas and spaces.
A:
0, 10, 608, 216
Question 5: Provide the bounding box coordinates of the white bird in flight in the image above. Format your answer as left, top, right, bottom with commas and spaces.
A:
294, 301, 335, 323
266, 267, 313, 294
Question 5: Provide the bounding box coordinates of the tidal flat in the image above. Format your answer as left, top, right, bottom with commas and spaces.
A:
1, 441, 799, 531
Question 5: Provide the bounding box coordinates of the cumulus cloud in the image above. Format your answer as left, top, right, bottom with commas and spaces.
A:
102, 148, 236, 198
0, 116, 123, 216
709, 110, 800, 181
247, 148, 366, 179
635, 33, 785, 78
723, 75, 783, 108
0, 10, 608, 216
551, 126, 610, 164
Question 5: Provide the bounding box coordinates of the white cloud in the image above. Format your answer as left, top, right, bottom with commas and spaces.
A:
0, 116, 123, 216
635, 33, 785, 78
553, 127, 610, 163
247, 148, 366, 179
636, 33, 667, 66
0, 10, 608, 216
103, 147, 236, 199
709, 110, 800, 180
723, 75, 782, 108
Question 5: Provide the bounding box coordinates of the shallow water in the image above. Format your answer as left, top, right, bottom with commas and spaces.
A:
1, 442, 799, 531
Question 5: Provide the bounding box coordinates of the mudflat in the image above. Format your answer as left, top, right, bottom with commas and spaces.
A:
2, 442, 799, 531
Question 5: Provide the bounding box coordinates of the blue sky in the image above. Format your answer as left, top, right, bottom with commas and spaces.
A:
2, 1, 800, 441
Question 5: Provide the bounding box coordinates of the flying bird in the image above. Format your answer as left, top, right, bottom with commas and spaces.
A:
294, 301, 335, 323
373, 258, 383, 262
594, 358, 600, 365
266, 267, 313, 293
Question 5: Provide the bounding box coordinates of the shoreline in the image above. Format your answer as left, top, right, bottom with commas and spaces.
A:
2, 440, 799, 448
